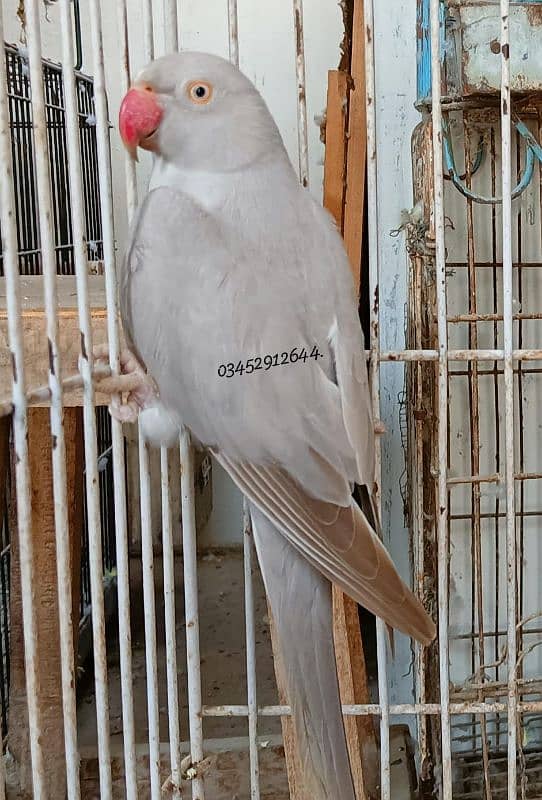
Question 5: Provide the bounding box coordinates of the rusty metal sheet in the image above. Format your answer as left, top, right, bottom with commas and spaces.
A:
458, 3, 542, 94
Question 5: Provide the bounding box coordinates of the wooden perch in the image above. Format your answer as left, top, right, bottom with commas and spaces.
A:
0, 275, 118, 411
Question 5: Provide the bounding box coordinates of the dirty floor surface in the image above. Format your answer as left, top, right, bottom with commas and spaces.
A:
77, 551, 416, 799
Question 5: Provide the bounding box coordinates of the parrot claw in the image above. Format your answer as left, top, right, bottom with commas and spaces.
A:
93, 345, 159, 424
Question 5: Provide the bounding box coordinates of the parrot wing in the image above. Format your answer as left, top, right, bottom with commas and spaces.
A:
216, 452, 435, 645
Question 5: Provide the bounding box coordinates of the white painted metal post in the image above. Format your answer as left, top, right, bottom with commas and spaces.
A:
136, 8, 164, 795
364, 1, 391, 796
89, 1, 139, 796
226, 11, 261, 797
500, 2, 517, 798
430, 0, 453, 796
138, 436, 162, 799
61, 0, 128, 794
161, 449, 183, 799
152, 16, 183, 798
116, 0, 138, 221
0, 5, 45, 798
292, 0, 309, 188
164, 0, 179, 52
228, 0, 239, 69
28, 0, 109, 796
144, 0, 156, 63
180, 430, 205, 800
243, 510, 261, 800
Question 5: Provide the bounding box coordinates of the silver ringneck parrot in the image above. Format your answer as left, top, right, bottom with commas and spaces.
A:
117, 51, 435, 798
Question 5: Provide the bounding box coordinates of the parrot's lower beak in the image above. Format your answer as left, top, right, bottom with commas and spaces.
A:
119, 84, 164, 160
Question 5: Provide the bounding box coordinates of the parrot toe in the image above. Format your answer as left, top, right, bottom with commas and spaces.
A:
93, 345, 159, 423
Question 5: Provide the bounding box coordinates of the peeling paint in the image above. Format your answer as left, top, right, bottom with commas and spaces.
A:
526, 3, 542, 27
418, 1, 542, 101
47, 338, 54, 375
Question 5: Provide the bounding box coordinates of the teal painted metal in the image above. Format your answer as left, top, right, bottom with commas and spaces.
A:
417, 0, 445, 104
442, 115, 542, 203
417, 0, 542, 104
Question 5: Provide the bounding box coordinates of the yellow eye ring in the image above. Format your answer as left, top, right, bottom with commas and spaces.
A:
187, 80, 213, 105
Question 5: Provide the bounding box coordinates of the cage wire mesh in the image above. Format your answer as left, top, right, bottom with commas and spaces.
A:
408, 106, 542, 798
0, 39, 115, 742
0, 44, 103, 277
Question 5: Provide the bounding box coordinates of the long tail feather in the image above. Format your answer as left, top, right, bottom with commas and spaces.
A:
249, 502, 356, 800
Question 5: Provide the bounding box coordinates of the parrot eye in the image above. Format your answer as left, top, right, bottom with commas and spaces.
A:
187, 81, 213, 105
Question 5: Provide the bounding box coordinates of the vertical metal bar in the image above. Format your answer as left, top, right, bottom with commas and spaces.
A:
227, 0, 239, 68
464, 118, 493, 800
89, 1, 139, 797
243, 509, 260, 800
180, 429, 205, 800
226, 14, 260, 798
364, 3, 390, 796
430, 0, 453, 795
292, 0, 309, 187
116, 0, 138, 221
152, 22, 182, 797
0, 8, 46, 800
25, 2, 89, 797
26, 0, 118, 788
500, 2, 517, 797
135, 3, 161, 789
164, 0, 179, 52
143, 0, 155, 63
138, 436, 162, 799
64, 0, 125, 796
161, 449, 182, 798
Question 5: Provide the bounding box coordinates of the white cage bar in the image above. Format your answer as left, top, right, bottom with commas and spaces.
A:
0, 2, 45, 797
95, 1, 140, 796
430, 0, 453, 797
180, 430, 205, 800
364, 0, 391, 797
500, 1, 518, 798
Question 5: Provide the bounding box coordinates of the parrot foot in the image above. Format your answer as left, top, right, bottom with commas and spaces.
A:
93, 345, 159, 424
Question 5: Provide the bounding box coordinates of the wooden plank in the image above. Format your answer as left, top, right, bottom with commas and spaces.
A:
343, 0, 368, 293
7, 408, 83, 797
325, 54, 378, 800
333, 591, 379, 799
268, 614, 309, 800
323, 70, 349, 229
0, 276, 116, 407
67, 408, 85, 657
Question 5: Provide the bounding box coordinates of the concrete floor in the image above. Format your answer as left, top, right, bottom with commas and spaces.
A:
78, 551, 281, 747
76, 551, 417, 799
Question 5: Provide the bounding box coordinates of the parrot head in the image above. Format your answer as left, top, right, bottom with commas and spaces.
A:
119, 51, 284, 170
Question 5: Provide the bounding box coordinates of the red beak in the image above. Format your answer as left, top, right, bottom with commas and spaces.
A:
119, 84, 164, 160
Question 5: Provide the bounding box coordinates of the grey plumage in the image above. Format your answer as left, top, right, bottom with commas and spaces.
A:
119, 51, 435, 797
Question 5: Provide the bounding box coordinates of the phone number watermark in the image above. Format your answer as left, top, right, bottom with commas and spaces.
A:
218, 345, 324, 378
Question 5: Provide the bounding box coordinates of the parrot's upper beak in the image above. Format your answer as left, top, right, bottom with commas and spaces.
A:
119, 83, 164, 161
